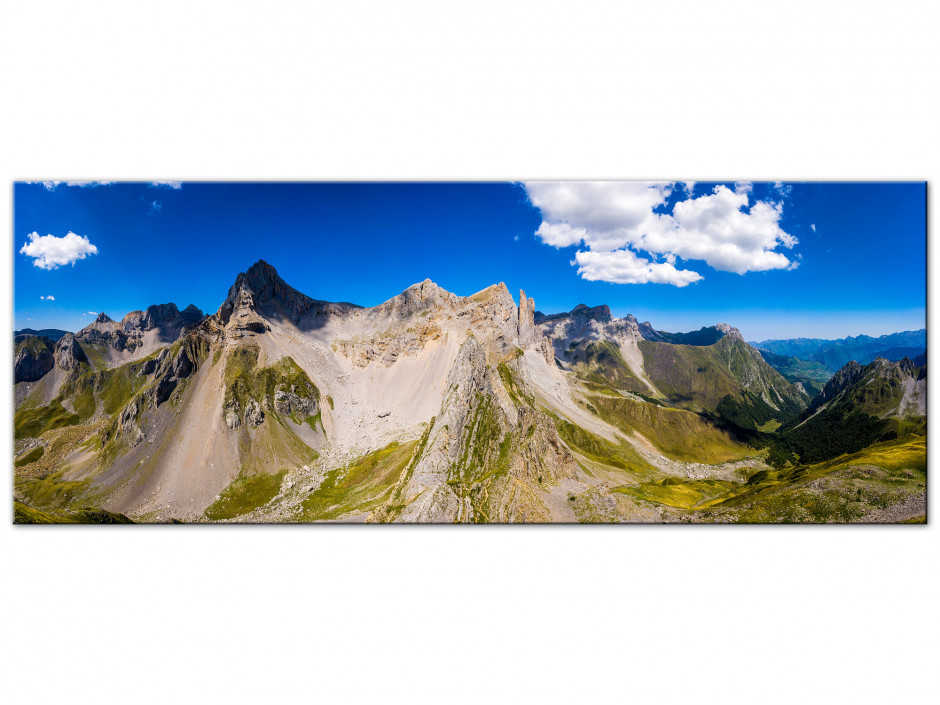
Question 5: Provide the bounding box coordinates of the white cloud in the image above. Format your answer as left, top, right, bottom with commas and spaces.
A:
525, 181, 673, 250
773, 181, 793, 197
811, 223, 816, 232
40, 295, 55, 301
20, 231, 99, 270
522, 181, 799, 285
151, 181, 182, 189
575, 249, 703, 287
149, 200, 162, 214
29, 181, 111, 190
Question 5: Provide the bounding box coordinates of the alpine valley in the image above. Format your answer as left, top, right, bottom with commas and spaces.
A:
13, 260, 927, 524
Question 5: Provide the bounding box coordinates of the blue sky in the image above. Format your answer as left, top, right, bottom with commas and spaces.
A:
13, 181, 926, 341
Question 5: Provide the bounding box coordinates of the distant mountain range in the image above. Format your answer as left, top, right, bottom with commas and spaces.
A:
12, 260, 927, 524
14, 327, 68, 342
751, 330, 926, 371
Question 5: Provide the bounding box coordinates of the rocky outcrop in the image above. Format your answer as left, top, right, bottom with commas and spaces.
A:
714, 322, 744, 342
53, 333, 88, 371
75, 304, 205, 359
217, 259, 359, 329
219, 282, 268, 334
372, 279, 460, 319
244, 399, 264, 428
517, 290, 538, 347
223, 396, 265, 429
117, 398, 145, 446
14, 336, 55, 382
224, 399, 241, 430
274, 387, 316, 417
333, 322, 442, 368
150, 334, 207, 407
809, 360, 866, 413
122, 302, 205, 334
78, 314, 126, 348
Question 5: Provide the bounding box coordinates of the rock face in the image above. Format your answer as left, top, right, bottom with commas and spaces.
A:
393, 335, 576, 523
74, 304, 206, 362
53, 333, 88, 371
14, 336, 55, 383
517, 290, 538, 347
274, 387, 315, 417
244, 399, 264, 428
122, 303, 205, 334
216, 259, 358, 330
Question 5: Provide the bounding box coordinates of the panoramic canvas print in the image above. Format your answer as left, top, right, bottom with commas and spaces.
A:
12, 181, 926, 523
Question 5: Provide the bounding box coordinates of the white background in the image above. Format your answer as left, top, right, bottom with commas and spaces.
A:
1, 2, 937, 703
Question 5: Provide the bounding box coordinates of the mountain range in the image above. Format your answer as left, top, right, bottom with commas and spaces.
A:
751, 330, 926, 371
13, 260, 927, 524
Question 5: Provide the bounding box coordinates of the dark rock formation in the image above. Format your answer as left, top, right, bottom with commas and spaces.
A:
53, 333, 89, 371
14, 336, 55, 382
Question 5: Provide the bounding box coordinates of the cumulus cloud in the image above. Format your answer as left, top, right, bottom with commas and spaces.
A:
40, 295, 55, 301
773, 181, 793, 198
20, 231, 99, 270
150, 181, 182, 189
29, 181, 112, 190
525, 181, 673, 250
574, 249, 703, 287
522, 181, 799, 286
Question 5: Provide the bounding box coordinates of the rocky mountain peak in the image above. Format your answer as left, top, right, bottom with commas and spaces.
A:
810, 360, 866, 411
122, 302, 206, 334
95, 312, 113, 324
714, 322, 743, 341
220, 259, 314, 325
518, 289, 538, 346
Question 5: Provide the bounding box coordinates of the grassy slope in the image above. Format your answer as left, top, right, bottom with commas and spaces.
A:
302, 440, 419, 521
776, 360, 927, 465
14, 500, 134, 524
590, 394, 750, 464
14, 346, 169, 440
638, 337, 805, 428
610, 435, 925, 522
567, 340, 649, 394
205, 469, 288, 520
15, 335, 54, 357
14, 337, 210, 518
